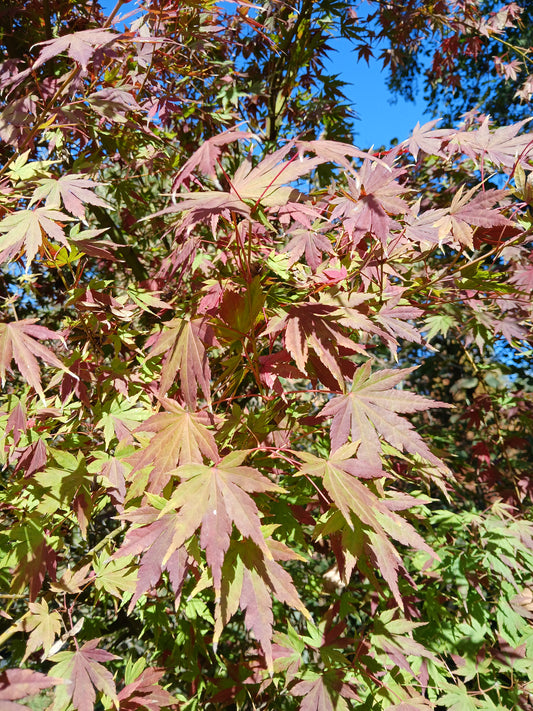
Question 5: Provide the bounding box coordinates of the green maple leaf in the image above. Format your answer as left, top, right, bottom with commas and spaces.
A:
21, 600, 62, 661
0, 207, 74, 265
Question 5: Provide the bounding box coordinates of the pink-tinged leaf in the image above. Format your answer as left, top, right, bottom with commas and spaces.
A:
452, 117, 533, 169
149, 318, 214, 403
31, 175, 109, 219
229, 143, 322, 208
0, 320, 66, 400
387, 697, 434, 711
321, 361, 448, 465
167, 453, 281, 591
12, 537, 57, 601
434, 187, 511, 249
330, 159, 410, 247
6, 402, 26, 445
291, 675, 355, 711
405, 120, 453, 159
172, 129, 253, 190
13, 438, 47, 478
404, 204, 447, 246
100, 457, 127, 510
0, 207, 74, 265
33, 29, 120, 71
297, 139, 388, 173
50, 640, 118, 711
375, 294, 424, 355
282, 227, 334, 270
114, 510, 188, 610
117, 668, 178, 711
119, 452, 281, 598
269, 302, 364, 388
129, 401, 218, 493
88, 87, 140, 123
0, 669, 60, 700
240, 567, 274, 671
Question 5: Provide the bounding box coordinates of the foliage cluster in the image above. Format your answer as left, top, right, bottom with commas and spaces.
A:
0, 1, 532, 710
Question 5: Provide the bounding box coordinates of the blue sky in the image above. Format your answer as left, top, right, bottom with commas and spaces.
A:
100, 0, 429, 148
326, 38, 430, 147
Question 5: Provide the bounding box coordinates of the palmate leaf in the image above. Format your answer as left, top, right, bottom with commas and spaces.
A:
0, 207, 74, 265
0, 669, 61, 711
266, 302, 364, 388
434, 186, 511, 249
31, 175, 109, 219
149, 317, 214, 403
118, 451, 282, 597
296, 443, 436, 604
129, 400, 218, 493
320, 361, 448, 465
282, 227, 334, 271
291, 674, 359, 711
117, 668, 179, 711
21, 599, 62, 661
50, 640, 118, 711
213, 539, 308, 671
33, 29, 119, 71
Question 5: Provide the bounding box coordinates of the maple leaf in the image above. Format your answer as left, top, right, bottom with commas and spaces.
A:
50, 639, 118, 711
21, 599, 62, 661
296, 443, 436, 602
291, 674, 358, 711
12, 535, 58, 602
452, 117, 533, 170
33, 29, 120, 71
149, 317, 214, 403
6, 402, 26, 445
266, 302, 364, 388
119, 451, 282, 597
0, 669, 61, 711
403, 203, 447, 246
129, 401, 218, 493
117, 668, 178, 711
405, 119, 453, 159
374, 293, 424, 356
240, 565, 275, 670
167, 143, 322, 221
114, 510, 189, 610
0, 207, 74, 265
282, 227, 334, 270
31, 175, 109, 220
434, 186, 511, 249
330, 160, 410, 247
320, 361, 448, 465
172, 128, 253, 190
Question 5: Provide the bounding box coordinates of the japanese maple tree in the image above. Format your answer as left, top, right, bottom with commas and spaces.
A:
0, 1, 532, 711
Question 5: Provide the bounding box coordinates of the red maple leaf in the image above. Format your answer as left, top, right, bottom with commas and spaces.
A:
33, 29, 120, 71
118, 668, 178, 711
